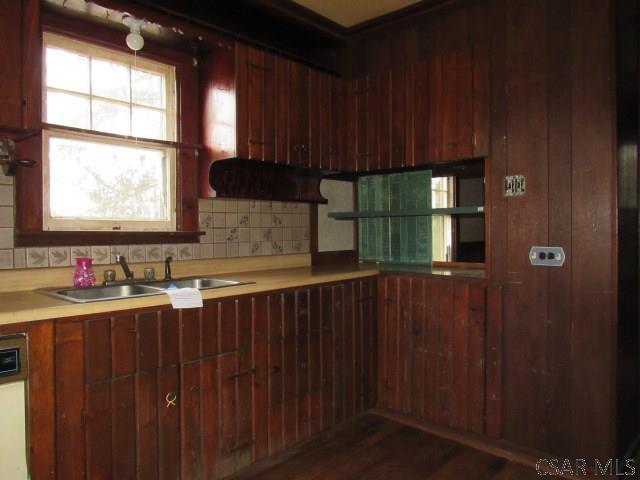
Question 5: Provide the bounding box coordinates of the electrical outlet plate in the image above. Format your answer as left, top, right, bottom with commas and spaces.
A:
529, 246, 565, 266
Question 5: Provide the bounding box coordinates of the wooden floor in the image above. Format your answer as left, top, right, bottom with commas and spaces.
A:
235, 415, 543, 480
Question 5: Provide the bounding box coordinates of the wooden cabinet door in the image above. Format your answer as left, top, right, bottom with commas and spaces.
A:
308, 71, 347, 171
408, 60, 429, 167
376, 66, 408, 169
288, 60, 310, 167
330, 77, 348, 171
78, 312, 184, 480
217, 349, 253, 477
377, 275, 488, 434
351, 75, 381, 172
358, 277, 378, 410
408, 48, 489, 165
428, 47, 476, 163
472, 44, 490, 157
308, 70, 329, 169
390, 66, 407, 168
0, 0, 25, 128
237, 45, 276, 162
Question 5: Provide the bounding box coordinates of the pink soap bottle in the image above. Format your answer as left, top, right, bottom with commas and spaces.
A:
73, 257, 96, 288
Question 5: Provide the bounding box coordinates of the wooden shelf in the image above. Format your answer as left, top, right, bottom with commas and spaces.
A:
328, 206, 484, 220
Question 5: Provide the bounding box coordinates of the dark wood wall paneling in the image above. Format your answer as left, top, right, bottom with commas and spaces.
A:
339, 0, 623, 461
40, 277, 377, 480
494, 0, 618, 460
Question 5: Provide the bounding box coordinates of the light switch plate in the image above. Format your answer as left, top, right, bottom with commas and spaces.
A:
529, 246, 565, 266
504, 175, 526, 196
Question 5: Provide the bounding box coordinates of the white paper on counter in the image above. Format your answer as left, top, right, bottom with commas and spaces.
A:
165, 288, 203, 309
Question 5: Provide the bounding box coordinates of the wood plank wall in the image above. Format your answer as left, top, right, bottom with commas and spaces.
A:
342, 0, 619, 460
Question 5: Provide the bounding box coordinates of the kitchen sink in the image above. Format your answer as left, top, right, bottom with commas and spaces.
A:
147, 278, 248, 290
44, 284, 162, 303
40, 277, 252, 303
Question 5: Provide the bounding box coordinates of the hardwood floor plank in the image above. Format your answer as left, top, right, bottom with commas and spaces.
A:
232, 415, 541, 480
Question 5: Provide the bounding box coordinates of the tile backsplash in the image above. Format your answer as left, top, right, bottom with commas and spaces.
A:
0, 168, 310, 270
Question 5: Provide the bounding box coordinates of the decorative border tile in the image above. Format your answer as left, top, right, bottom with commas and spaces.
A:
177, 244, 193, 261
26, 248, 49, 268
49, 247, 71, 267
129, 245, 146, 263
89, 246, 108, 265
70, 246, 91, 264
146, 245, 162, 262
0, 249, 13, 269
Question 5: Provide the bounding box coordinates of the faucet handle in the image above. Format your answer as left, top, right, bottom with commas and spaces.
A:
164, 256, 173, 281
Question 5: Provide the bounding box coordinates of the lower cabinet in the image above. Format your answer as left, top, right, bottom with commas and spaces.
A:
377, 274, 489, 435
53, 277, 377, 479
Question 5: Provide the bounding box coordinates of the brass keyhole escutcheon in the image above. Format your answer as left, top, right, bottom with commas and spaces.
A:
165, 392, 177, 408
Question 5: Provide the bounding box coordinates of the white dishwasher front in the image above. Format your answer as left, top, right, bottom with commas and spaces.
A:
0, 334, 29, 480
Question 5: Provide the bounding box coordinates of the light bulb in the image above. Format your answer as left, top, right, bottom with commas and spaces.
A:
126, 31, 144, 51
123, 15, 145, 52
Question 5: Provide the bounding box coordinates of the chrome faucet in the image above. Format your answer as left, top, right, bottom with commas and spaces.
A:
115, 255, 134, 280
164, 256, 173, 281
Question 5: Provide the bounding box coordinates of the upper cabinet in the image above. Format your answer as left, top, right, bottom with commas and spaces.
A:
275, 57, 310, 167
0, 1, 24, 129
309, 70, 347, 171
345, 45, 489, 172
237, 44, 277, 163
200, 39, 488, 184
0, 0, 40, 131
200, 40, 345, 196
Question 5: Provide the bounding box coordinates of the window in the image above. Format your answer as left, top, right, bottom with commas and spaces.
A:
42, 32, 177, 231
431, 176, 454, 262
351, 163, 485, 265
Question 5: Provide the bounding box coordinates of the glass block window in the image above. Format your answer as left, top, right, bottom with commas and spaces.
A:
358, 171, 432, 264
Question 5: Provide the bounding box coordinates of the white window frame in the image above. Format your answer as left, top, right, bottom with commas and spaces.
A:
42, 32, 178, 232
43, 32, 177, 141
42, 129, 177, 232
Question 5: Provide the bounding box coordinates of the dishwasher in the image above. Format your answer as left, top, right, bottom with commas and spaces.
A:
0, 334, 29, 479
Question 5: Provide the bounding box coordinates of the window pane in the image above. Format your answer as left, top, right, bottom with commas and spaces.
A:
431, 177, 453, 208
132, 107, 165, 140
132, 69, 165, 108
46, 91, 90, 128
46, 47, 90, 94
92, 99, 131, 136
48, 136, 170, 221
432, 215, 452, 261
91, 58, 130, 101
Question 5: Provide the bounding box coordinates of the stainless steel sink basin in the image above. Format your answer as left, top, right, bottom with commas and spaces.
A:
40, 277, 252, 303
44, 284, 161, 303
147, 278, 248, 290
